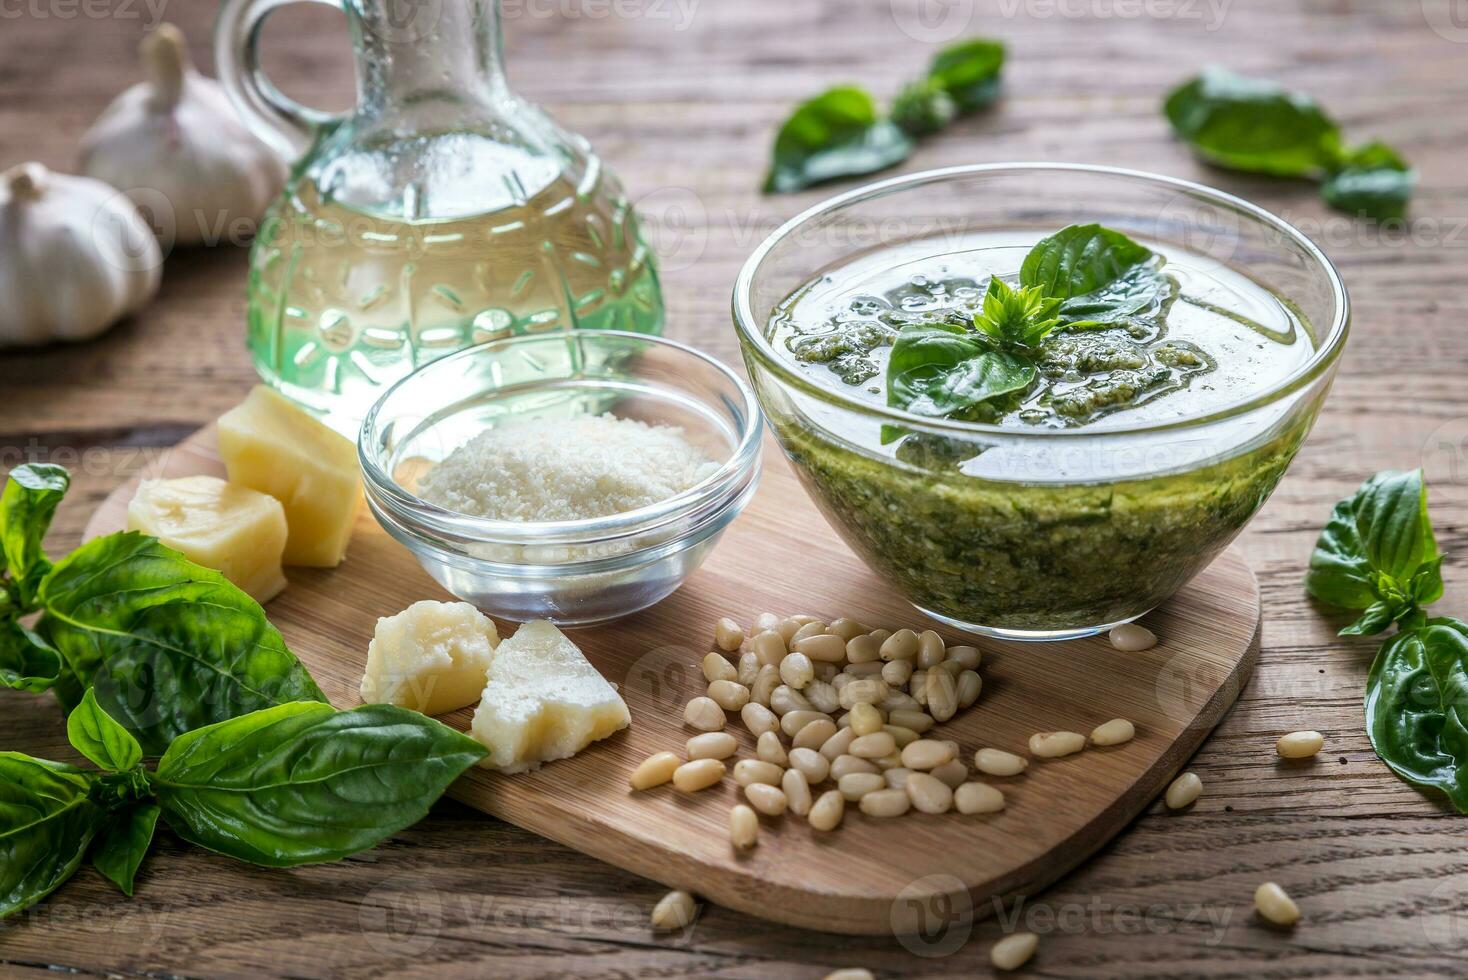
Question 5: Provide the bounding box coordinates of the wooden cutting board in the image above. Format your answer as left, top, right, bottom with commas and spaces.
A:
85, 424, 1260, 935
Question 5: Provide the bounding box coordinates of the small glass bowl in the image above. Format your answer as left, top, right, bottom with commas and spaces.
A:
359, 331, 763, 625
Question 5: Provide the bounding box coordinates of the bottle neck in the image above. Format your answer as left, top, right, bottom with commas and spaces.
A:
347, 0, 509, 115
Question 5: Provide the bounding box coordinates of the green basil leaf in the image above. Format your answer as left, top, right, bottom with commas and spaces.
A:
1, 463, 70, 610
0, 753, 107, 918
37, 532, 326, 756
1410, 556, 1446, 608
90, 802, 159, 897
1321, 141, 1415, 221
154, 702, 487, 867
928, 38, 1005, 113
0, 618, 60, 693
1305, 494, 1375, 610
1365, 619, 1468, 812
888, 324, 1034, 420
67, 689, 144, 773
1340, 600, 1397, 638
1019, 224, 1155, 300
891, 78, 956, 137
1056, 264, 1178, 331
1352, 470, 1438, 586
971, 278, 1062, 351
764, 86, 913, 194
1163, 67, 1342, 178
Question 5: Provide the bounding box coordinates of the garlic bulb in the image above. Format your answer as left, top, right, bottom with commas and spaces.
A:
79, 23, 286, 248
0, 163, 162, 348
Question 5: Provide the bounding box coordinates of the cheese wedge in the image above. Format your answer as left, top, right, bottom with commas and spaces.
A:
359, 601, 500, 716
218, 385, 361, 567
127, 475, 288, 603
471, 620, 630, 773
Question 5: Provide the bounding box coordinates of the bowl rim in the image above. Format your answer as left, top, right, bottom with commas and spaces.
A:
358, 329, 764, 546
731, 162, 1351, 439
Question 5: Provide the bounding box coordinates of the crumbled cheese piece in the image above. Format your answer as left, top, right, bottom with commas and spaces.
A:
127, 475, 288, 603
471, 620, 630, 772
359, 601, 500, 716
416, 414, 718, 522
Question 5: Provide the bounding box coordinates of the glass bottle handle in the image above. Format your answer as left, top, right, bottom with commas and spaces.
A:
213, 0, 346, 161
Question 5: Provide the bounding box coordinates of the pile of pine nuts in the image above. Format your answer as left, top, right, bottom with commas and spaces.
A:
629, 613, 1138, 848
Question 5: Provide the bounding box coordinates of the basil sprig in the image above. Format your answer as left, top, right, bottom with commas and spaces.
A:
1308, 470, 1467, 812
2, 690, 485, 916
764, 37, 1005, 193
886, 223, 1163, 423
1165, 67, 1415, 221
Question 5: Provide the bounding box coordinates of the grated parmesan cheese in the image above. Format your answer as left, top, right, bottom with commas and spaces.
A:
417, 414, 720, 522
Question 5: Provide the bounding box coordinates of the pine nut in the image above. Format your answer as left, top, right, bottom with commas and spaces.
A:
794, 633, 848, 663
880, 629, 919, 662
830, 754, 879, 780
1090, 718, 1136, 747
686, 732, 737, 761
770, 684, 813, 716
956, 670, 982, 709
783, 767, 812, 816
849, 732, 897, 759
776, 618, 800, 643
737, 651, 759, 686
791, 620, 827, 643
849, 702, 883, 736
630, 751, 680, 790
792, 718, 838, 750
845, 633, 881, 663
868, 628, 892, 644
809, 790, 845, 831
873, 752, 903, 770
831, 673, 855, 694
827, 617, 867, 641
804, 679, 841, 714
1276, 730, 1324, 759
751, 629, 787, 667
751, 665, 781, 706
672, 758, 725, 792
882, 690, 921, 713
822, 970, 873, 980
779, 652, 815, 690
745, 782, 788, 816
788, 614, 823, 628
885, 767, 912, 790
946, 645, 982, 670
707, 679, 750, 712
741, 701, 779, 738
990, 932, 1038, 970
839, 772, 886, 800
881, 659, 914, 687
937, 659, 964, 678
1109, 623, 1157, 651
888, 709, 934, 733
904, 771, 953, 813
930, 759, 968, 788
843, 661, 884, 677
781, 709, 832, 737
917, 630, 946, 668
925, 671, 958, 722
733, 759, 784, 787
820, 727, 857, 760
683, 697, 726, 732
702, 651, 736, 684
839, 678, 890, 710
1164, 771, 1202, 809
858, 788, 911, 817
651, 890, 697, 931
788, 746, 830, 784
955, 782, 1005, 814
1254, 882, 1300, 926
1029, 731, 1086, 758
756, 730, 788, 766
813, 663, 838, 683
729, 804, 758, 849
714, 617, 744, 652
883, 724, 919, 749
974, 748, 1028, 777
754, 612, 781, 633
900, 739, 955, 770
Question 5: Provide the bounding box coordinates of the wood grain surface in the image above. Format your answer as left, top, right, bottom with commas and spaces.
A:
3, 0, 1468, 975
81, 424, 1261, 935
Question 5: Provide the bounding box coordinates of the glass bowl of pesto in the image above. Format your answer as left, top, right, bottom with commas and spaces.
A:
359, 331, 763, 626
733, 164, 1348, 641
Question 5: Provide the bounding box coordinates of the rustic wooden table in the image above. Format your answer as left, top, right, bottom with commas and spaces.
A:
2, 0, 1466, 976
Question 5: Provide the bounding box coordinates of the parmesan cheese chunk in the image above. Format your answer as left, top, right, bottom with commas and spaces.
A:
127, 475, 288, 603
471, 620, 630, 772
218, 385, 362, 567
359, 601, 500, 716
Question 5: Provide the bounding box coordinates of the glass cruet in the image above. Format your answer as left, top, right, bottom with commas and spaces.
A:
215, 0, 665, 432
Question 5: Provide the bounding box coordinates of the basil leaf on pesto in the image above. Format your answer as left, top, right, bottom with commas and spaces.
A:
1020, 224, 1155, 300
764, 87, 913, 194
